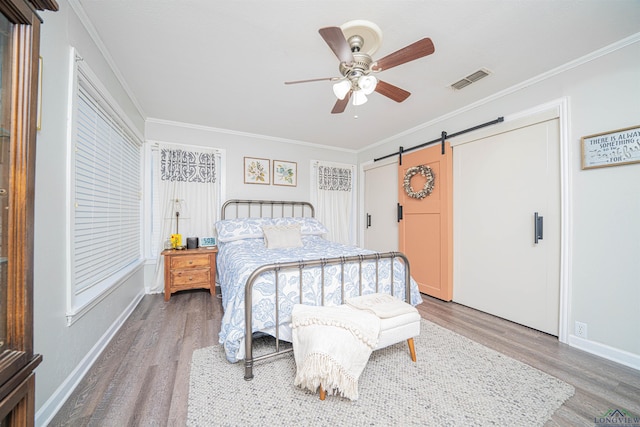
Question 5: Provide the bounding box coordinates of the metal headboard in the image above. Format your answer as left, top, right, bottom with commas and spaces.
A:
221, 199, 315, 219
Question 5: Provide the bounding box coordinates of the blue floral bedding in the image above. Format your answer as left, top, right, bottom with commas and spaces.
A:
216, 234, 422, 363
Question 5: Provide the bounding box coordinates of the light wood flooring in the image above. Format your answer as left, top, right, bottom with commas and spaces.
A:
50, 290, 640, 426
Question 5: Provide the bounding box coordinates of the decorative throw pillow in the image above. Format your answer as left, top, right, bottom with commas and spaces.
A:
215, 217, 273, 242
271, 217, 329, 235
262, 224, 303, 249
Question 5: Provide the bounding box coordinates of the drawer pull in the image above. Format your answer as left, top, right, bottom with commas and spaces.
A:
189, 276, 193, 281
189, 260, 193, 265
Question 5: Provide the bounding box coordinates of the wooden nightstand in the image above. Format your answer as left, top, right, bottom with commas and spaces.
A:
162, 247, 218, 301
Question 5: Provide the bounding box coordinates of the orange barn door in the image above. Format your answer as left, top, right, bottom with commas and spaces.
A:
398, 143, 453, 300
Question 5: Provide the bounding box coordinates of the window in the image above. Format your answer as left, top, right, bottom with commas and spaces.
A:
311, 161, 356, 245
148, 145, 222, 258
69, 52, 143, 319
147, 143, 223, 294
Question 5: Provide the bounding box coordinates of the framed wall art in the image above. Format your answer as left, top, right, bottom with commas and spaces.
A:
273, 160, 297, 187
581, 125, 640, 170
244, 157, 270, 184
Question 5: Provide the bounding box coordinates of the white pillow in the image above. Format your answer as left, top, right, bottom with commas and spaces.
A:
215, 218, 273, 242
271, 217, 329, 235
262, 224, 303, 249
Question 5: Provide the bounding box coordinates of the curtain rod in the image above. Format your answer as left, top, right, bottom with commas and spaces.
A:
149, 141, 222, 154
374, 116, 504, 164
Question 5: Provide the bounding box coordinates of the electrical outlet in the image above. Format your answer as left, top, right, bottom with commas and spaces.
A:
575, 321, 588, 339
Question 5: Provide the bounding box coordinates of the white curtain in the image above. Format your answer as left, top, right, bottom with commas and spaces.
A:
311, 161, 356, 245
150, 144, 221, 294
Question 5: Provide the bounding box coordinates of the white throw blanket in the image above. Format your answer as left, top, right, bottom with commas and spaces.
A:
291, 304, 380, 401
346, 293, 417, 318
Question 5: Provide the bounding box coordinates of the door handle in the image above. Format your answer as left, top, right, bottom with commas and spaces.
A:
397, 203, 403, 222
366, 213, 371, 228
534, 212, 544, 244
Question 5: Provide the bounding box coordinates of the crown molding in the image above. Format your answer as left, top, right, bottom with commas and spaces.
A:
145, 118, 357, 154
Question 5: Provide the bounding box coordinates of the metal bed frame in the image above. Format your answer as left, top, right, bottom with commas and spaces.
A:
221, 199, 315, 220
219, 200, 411, 380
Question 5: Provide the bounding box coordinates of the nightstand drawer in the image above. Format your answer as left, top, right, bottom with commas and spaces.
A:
171, 268, 210, 286
171, 254, 210, 269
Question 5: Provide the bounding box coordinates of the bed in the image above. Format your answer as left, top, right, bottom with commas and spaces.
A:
215, 199, 422, 379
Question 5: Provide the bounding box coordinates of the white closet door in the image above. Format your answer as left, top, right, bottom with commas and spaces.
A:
363, 160, 398, 252
454, 118, 560, 335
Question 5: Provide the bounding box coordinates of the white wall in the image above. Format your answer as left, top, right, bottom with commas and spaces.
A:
34, 3, 147, 423
145, 120, 356, 203
358, 36, 640, 368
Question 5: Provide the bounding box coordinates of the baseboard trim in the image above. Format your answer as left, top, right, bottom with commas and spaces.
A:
568, 334, 640, 371
35, 290, 145, 427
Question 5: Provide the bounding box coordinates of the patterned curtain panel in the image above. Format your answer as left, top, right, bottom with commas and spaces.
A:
313, 162, 355, 245
318, 166, 351, 191
161, 149, 216, 183
152, 145, 220, 294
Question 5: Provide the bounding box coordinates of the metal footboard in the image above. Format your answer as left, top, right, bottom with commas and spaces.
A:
243, 251, 411, 380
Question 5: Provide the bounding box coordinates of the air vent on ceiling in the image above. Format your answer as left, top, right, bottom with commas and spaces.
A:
450, 68, 491, 90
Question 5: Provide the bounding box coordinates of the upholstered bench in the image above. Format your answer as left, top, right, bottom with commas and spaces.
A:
356, 293, 421, 361
291, 293, 421, 401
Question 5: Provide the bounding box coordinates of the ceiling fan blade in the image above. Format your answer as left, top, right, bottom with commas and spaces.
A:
319, 27, 354, 64
331, 91, 351, 114
373, 38, 435, 71
375, 80, 411, 102
285, 77, 340, 85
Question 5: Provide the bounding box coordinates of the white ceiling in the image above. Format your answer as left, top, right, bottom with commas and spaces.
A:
73, 0, 640, 151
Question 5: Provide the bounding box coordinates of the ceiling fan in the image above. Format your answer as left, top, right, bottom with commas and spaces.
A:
285, 20, 435, 114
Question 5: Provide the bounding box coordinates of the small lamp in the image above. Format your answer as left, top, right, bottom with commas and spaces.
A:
171, 199, 183, 248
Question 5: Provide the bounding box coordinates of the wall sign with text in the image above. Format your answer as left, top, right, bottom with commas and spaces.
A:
581, 125, 640, 170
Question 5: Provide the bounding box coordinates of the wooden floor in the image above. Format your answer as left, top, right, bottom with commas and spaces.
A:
50, 290, 640, 426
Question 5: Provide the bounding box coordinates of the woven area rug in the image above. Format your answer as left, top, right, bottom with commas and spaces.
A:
188, 319, 574, 426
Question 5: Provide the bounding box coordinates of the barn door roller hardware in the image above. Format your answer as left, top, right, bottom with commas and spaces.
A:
374, 116, 504, 164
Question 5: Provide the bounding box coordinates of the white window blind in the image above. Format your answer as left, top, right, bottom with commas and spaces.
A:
73, 81, 142, 295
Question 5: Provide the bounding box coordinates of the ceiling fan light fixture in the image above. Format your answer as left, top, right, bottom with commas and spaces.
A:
352, 90, 368, 106
359, 75, 377, 95
288, 22, 434, 114
332, 80, 351, 100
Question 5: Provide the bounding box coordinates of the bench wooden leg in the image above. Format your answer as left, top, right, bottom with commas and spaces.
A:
407, 337, 417, 362
319, 385, 326, 400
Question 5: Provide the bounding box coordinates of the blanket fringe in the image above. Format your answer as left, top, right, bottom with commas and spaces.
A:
294, 352, 360, 400
292, 317, 378, 349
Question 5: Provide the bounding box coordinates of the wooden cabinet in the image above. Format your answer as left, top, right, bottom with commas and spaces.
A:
0, 1, 58, 425
162, 247, 217, 301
